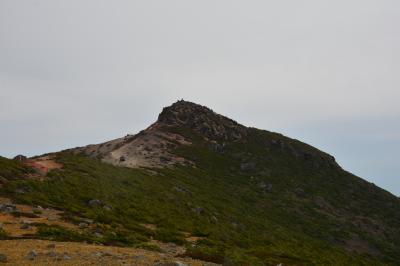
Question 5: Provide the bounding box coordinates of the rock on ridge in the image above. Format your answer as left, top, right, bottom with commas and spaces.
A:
157, 100, 247, 141
68, 100, 248, 169
69, 123, 193, 169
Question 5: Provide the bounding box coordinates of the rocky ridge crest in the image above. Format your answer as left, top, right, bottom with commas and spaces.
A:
69, 100, 247, 169
158, 100, 248, 141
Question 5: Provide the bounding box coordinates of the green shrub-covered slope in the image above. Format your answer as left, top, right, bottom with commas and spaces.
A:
1, 106, 400, 265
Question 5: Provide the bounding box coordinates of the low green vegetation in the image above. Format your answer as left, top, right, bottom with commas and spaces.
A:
0, 125, 399, 265
0, 228, 8, 240
0, 156, 31, 180
36, 224, 96, 243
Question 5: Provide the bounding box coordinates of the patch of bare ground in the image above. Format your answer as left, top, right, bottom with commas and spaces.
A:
140, 223, 157, 231
0, 200, 218, 265
25, 155, 63, 176
0, 197, 76, 237
69, 123, 194, 169
0, 239, 220, 265
181, 232, 205, 244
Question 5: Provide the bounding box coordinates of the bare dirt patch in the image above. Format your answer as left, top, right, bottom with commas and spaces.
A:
0, 198, 218, 265
25, 155, 63, 175
140, 223, 157, 231
70, 122, 194, 169
0, 239, 219, 265
0, 197, 76, 237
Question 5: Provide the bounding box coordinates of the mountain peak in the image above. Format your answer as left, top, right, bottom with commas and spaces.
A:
3, 100, 400, 265
157, 100, 247, 141
157, 100, 218, 125
68, 100, 248, 168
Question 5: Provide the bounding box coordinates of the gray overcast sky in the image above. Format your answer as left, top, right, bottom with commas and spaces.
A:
1, 1, 399, 195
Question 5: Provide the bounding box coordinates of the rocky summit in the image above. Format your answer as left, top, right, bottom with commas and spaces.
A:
68, 100, 249, 169
158, 100, 248, 141
0, 100, 399, 265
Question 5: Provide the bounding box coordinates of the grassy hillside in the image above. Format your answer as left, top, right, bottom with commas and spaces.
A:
1, 124, 399, 265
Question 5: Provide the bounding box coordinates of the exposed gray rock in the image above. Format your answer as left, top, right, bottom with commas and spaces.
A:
209, 141, 225, 153
258, 181, 272, 192
240, 162, 256, 172
46, 251, 58, 257
191, 206, 204, 215
26, 250, 37, 260
210, 215, 218, 223
13, 155, 27, 162
154, 262, 188, 266
103, 205, 113, 211
102, 251, 115, 257
173, 262, 188, 266
94, 232, 103, 238
90, 251, 103, 257
79, 222, 88, 229
62, 254, 71, 260
173, 186, 192, 195
157, 100, 248, 141
88, 199, 103, 207
79, 218, 94, 224
0, 203, 16, 213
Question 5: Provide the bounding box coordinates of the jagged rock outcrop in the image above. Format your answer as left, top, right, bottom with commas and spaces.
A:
67, 100, 340, 169
158, 100, 248, 141
68, 100, 249, 168
13, 155, 27, 162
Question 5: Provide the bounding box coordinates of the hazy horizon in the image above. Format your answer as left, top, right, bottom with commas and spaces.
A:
1, 1, 399, 195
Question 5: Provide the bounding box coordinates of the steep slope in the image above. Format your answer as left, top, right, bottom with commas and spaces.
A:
0, 100, 399, 265
68, 100, 249, 169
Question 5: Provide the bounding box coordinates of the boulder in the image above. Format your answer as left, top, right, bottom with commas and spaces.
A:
0, 203, 16, 213
154, 262, 188, 266
94, 232, 103, 238
0, 254, 7, 263
191, 206, 204, 215
103, 205, 113, 211
62, 254, 71, 260
46, 251, 58, 257
240, 162, 256, 172
26, 250, 37, 260
88, 199, 103, 207
258, 181, 272, 192
13, 155, 27, 162
79, 222, 88, 229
